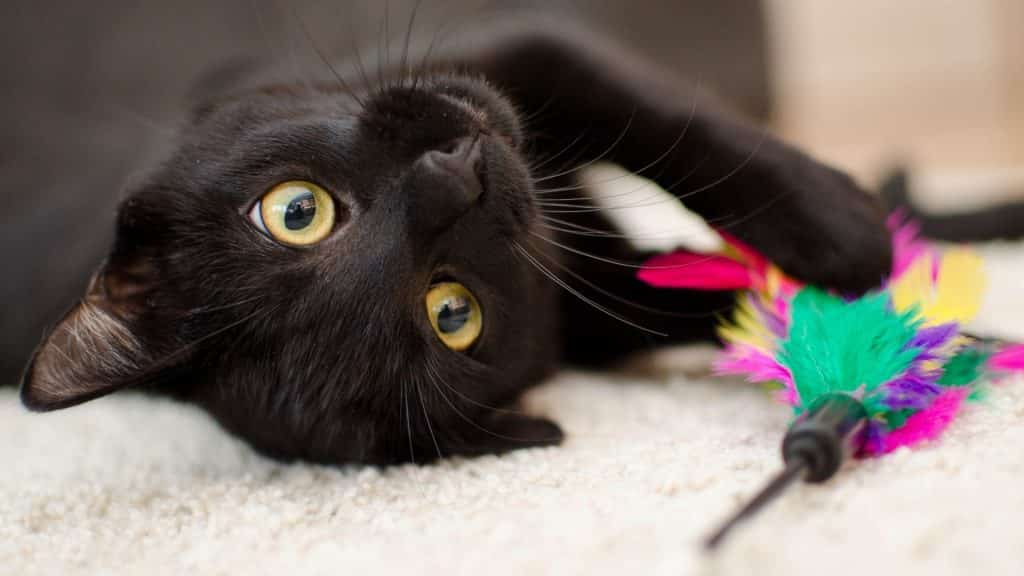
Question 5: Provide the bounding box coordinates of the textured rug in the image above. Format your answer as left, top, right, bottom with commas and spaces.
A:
3, 233, 1023, 575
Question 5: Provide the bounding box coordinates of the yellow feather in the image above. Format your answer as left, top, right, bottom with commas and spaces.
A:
718, 295, 776, 352
930, 248, 985, 324
891, 248, 985, 325
890, 256, 931, 316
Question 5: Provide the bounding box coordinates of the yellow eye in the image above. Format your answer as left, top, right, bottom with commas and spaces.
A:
425, 282, 483, 352
249, 181, 335, 246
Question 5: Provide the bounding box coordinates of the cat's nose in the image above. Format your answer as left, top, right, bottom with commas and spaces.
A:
420, 135, 484, 204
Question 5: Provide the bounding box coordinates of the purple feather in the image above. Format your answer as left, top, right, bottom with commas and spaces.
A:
749, 294, 788, 339
907, 323, 958, 353
883, 370, 943, 410
860, 420, 888, 456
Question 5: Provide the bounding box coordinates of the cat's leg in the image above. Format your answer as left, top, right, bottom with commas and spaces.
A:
466, 24, 892, 294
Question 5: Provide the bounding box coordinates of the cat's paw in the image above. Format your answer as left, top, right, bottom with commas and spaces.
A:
733, 160, 892, 294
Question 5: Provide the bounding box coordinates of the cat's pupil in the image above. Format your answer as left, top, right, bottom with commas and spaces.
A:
437, 297, 471, 334
284, 192, 317, 230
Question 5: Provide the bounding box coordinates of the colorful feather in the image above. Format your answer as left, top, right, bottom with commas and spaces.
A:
642, 218, 1024, 457
871, 388, 969, 454
636, 252, 756, 291
990, 345, 1024, 373
890, 248, 985, 326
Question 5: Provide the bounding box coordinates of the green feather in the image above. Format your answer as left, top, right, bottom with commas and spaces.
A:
779, 288, 922, 413
938, 346, 990, 387
885, 408, 914, 429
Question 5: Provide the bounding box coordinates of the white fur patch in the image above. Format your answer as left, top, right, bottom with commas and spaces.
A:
580, 162, 723, 253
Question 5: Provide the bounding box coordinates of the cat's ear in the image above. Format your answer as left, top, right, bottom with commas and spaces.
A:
20, 254, 170, 411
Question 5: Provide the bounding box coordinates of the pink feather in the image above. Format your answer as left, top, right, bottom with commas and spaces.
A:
874, 388, 968, 455
990, 345, 1024, 373
713, 346, 799, 406
888, 212, 934, 279
637, 251, 755, 290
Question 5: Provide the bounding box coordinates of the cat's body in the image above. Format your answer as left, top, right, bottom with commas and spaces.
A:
17, 22, 892, 465
881, 170, 1024, 243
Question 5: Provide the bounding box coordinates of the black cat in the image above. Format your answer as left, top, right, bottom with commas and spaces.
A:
882, 169, 1024, 243
18, 23, 891, 465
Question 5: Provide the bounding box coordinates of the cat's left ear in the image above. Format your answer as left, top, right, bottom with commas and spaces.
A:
20, 251, 175, 411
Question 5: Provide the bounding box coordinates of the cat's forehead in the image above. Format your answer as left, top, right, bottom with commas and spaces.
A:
177, 84, 456, 168
158, 78, 520, 211
183, 88, 357, 156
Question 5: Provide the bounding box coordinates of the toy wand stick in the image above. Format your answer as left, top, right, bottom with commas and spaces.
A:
705, 394, 868, 550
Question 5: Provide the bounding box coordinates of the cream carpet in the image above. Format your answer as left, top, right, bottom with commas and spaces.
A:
3, 237, 1023, 575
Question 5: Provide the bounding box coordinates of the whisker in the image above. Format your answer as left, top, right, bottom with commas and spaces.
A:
516, 90, 561, 128
375, 1, 388, 93
535, 215, 695, 242
528, 231, 716, 270
425, 361, 542, 443
402, 379, 416, 465
527, 131, 587, 174
533, 178, 667, 209
415, 379, 443, 460
187, 294, 265, 315
268, 0, 315, 93
533, 128, 760, 215
666, 127, 769, 204
411, 9, 470, 92
531, 108, 637, 184
339, 1, 375, 101
290, 6, 366, 109
533, 89, 698, 193
410, 0, 491, 91
528, 143, 594, 192
399, 0, 425, 84
426, 358, 526, 416
411, 18, 448, 91
139, 301, 278, 377
528, 246, 729, 319
512, 242, 665, 336
534, 199, 603, 210
384, 0, 392, 89
530, 157, 705, 204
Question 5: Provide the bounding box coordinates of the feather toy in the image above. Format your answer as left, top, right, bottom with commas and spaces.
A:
637, 214, 1024, 548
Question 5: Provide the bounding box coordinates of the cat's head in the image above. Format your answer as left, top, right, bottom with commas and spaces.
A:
21, 76, 561, 464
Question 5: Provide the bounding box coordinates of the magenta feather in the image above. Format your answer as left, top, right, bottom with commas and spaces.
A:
635, 252, 755, 290
714, 346, 798, 405
873, 388, 968, 454
888, 212, 934, 279
991, 345, 1024, 373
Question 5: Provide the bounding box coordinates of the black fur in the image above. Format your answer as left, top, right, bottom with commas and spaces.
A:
881, 169, 1024, 243
18, 23, 891, 465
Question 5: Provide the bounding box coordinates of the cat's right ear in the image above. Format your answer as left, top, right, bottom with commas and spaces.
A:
20, 236, 175, 411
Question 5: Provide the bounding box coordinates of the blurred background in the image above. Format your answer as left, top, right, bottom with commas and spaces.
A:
767, 0, 1023, 207
1, 0, 1021, 380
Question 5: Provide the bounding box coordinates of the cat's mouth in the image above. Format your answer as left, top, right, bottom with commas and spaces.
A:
364, 79, 534, 231
429, 79, 524, 151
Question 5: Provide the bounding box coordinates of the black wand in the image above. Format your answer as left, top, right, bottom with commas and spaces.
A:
705, 394, 869, 550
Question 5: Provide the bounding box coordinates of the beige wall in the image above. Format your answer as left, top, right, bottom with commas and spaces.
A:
766, 0, 1023, 183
